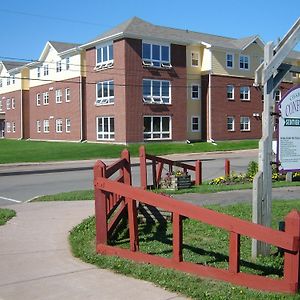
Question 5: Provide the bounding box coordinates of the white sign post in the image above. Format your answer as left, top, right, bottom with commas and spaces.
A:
278, 86, 300, 172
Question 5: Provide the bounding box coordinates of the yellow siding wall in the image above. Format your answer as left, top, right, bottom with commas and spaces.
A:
21, 68, 29, 90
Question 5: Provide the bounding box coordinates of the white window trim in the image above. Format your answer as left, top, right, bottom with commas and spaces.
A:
96, 42, 114, 68
66, 119, 71, 133
56, 60, 62, 73
142, 41, 171, 68
56, 119, 63, 133
96, 116, 115, 140
240, 86, 250, 101
227, 85, 235, 100
65, 57, 70, 70
95, 80, 114, 105
12, 122, 16, 133
191, 84, 200, 100
6, 122, 11, 133
37, 120, 41, 133
36, 93, 41, 106
43, 92, 49, 105
191, 51, 200, 67
226, 53, 234, 69
227, 116, 235, 131
191, 116, 200, 132
43, 120, 50, 133
11, 98, 15, 109
65, 88, 71, 102
43, 64, 49, 76
240, 116, 250, 131
274, 89, 281, 102
6, 98, 11, 110
143, 115, 172, 140
143, 79, 171, 104
56, 89, 62, 103
239, 54, 250, 70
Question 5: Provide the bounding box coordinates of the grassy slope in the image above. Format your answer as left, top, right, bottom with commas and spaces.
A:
0, 139, 258, 164
0, 208, 16, 225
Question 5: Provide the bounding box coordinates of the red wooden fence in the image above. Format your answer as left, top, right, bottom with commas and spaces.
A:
139, 146, 202, 189
94, 158, 300, 294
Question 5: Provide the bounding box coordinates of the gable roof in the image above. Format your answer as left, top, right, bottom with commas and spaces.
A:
82, 17, 264, 51
48, 41, 80, 53
1, 60, 27, 73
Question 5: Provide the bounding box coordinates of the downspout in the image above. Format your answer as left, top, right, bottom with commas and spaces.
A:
20, 88, 23, 139
207, 72, 212, 141
79, 74, 83, 142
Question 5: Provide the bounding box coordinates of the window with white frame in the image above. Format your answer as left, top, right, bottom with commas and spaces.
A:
240, 116, 250, 131
65, 57, 70, 70
43, 64, 49, 76
37, 67, 41, 78
226, 53, 234, 68
96, 116, 115, 140
96, 43, 113, 67
143, 79, 171, 104
56, 60, 62, 72
66, 119, 71, 133
191, 116, 200, 132
239, 55, 250, 70
56, 89, 62, 103
142, 42, 171, 67
43, 92, 49, 105
191, 52, 200, 67
6, 122, 11, 133
12, 75, 15, 84
274, 89, 281, 102
12, 122, 15, 132
65, 88, 70, 102
240, 86, 250, 100
227, 116, 235, 131
227, 85, 234, 100
11, 98, 15, 109
37, 120, 41, 133
143, 116, 171, 140
36, 93, 41, 106
96, 81, 114, 105
191, 84, 200, 99
6, 99, 11, 110
56, 119, 63, 133
43, 119, 50, 133
7, 77, 10, 86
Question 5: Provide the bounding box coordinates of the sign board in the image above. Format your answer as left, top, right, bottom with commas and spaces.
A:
277, 85, 300, 172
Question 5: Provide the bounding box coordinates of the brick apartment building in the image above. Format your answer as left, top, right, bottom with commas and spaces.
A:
0, 17, 299, 143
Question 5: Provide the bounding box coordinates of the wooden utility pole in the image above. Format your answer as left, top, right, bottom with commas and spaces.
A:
252, 18, 300, 258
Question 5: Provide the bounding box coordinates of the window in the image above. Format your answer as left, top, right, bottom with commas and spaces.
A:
7, 77, 10, 86
36, 93, 41, 106
11, 98, 15, 109
56, 61, 62, 72
37, 120, 41, 133
66, 119, 71, 133
0, 79, 2, 87
191, 116, 200, 132
191, 84, 200, 99
65, 88, 70, 102
6, 99, 11, 110
56, 89, 62, 103
0, 100, 2, 111
226, 53, 234, 68
97, 116, 115, 140
227, 116, 235, 131
96, 43, 113, 67
12, 122, 15, 133
56, 119, 63, 133
227, 85, 234, 100
240, 116, 250, 131
143, 79, 171, 104
143, 116, 171, 140
43, 120, 50, 133
37, 67, 41, 78
292, 72, 297, 78
239, 55, 250, 70
240, 86, 250, 101
6, 122, 11, 133
43, 64, 49, 76
96, 81, 114, 105
191, 52, 200, 67
12, 75, 15, 84
274, 89, 281, 102
65, 57, 70, 70
142, 42, 170, 67
43, 92, 49, 105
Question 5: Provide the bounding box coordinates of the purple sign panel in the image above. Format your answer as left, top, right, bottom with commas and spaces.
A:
277, 85, 300, 173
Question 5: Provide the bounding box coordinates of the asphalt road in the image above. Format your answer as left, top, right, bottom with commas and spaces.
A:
0, 150, 258, 206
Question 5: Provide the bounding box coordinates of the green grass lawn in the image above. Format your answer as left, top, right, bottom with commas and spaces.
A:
0, 208, 16, 225
69, 200, 300, 300
0, 139, 258, 164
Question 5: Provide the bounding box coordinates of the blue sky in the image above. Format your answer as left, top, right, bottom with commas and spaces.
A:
0, 0, 299, 61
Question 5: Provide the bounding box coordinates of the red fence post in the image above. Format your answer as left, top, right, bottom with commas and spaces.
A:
94, 160, 108, 247
139, 146, 147, 190
229, 232, 240, 274
225, 159, 230, 177
173, 213, 183, 262
284, 210, 300, 293
195, 160, 202, 185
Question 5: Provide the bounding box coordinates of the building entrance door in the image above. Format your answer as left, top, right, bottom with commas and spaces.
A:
0, 120, 5, 138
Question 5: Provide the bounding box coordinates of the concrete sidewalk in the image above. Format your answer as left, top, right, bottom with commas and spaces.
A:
0, 201, 186, 300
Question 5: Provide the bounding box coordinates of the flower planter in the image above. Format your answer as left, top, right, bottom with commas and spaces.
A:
160, 175, 191, 190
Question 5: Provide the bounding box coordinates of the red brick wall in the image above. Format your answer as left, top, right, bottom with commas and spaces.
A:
22, 90, 30, 139
29, 77, 82, 141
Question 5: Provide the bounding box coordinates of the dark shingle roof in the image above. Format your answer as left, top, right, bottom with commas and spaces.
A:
86, 17, 261, 50
1, 60, 27, 71
49, 41, 80, 53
